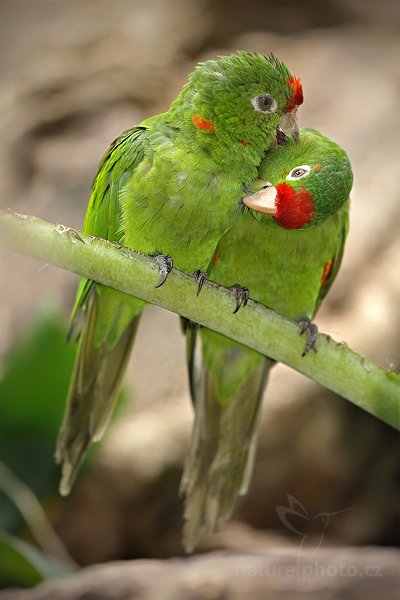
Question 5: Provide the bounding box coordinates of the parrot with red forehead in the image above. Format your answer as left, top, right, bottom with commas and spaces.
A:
181, 128, 353, 551
56, 51, 303, 495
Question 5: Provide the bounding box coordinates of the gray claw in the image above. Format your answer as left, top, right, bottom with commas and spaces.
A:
186, 319, 202, 330
193, 270, 208, 296
154, 254, 173, 288
298, 317, 319, 356
231, 284, 249, 314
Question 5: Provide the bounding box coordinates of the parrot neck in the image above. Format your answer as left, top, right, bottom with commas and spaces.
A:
164, 101, 274, 177
178, 124, 270, 178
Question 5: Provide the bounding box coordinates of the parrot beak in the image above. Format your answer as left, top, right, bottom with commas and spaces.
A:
242, 183, 277, 215
278, 109, 299, 142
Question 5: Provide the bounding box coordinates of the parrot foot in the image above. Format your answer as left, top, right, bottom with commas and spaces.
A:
193, 270, 208, 296
298, 317, 319, 356
180, 317, 201, 333
186, 319, 202, 330
230, 284, 249, 314
154, 254, 173, 288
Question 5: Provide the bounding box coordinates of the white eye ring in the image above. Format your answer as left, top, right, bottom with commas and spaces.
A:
286, 165, 311, 181
251, 94, 277, 114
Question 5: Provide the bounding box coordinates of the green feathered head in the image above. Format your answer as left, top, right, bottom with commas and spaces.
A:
170, 51, 302, 150
243, 128, 353, 229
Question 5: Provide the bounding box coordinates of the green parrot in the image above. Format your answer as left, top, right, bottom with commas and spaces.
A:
56, 52, 303, 495
181, 128, 353, 551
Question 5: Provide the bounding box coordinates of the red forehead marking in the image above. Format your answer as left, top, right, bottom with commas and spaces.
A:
274, 182, 315, 229
286, 76, 304, 113
239, 139, 250, 146
314, 163, 322, 170
192, 114, 215, 132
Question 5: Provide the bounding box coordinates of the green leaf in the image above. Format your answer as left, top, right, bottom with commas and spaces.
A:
0, 306, 76, 532
0, 530, 75, 588
0, 304, 128, 534
0, 305, 76, 435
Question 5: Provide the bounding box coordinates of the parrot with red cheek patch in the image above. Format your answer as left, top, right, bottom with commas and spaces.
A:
181, 128, 353, 552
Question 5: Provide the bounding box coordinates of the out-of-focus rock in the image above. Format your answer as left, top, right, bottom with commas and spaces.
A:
0, 0, 211, 209
2, 546, 400, 600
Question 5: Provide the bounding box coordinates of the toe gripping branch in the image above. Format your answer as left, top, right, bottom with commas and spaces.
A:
154, 254, 173, 288
193, 270, 208, 296
193, 269, 248, 314
298, 316, 319, 356
231, 284, 249, 314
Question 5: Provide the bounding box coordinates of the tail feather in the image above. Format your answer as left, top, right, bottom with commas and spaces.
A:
181, 327, 273, 551
56, 290, 140, 496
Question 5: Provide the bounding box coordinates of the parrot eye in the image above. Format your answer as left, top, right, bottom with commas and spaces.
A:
286, 165, 311, 180
251, 94, 277, 114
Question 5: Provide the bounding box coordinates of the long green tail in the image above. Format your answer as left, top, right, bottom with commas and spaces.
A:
56, 287, 141, 496
181, 325, 274, 551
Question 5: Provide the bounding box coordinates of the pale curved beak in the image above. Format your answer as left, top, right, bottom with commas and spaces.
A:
278, 108, 299, 142
242, 184, 277, 215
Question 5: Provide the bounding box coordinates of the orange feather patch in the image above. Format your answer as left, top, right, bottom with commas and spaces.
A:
212, 249, 220, 269
321, 257, 334, 286
192, 114, 215, 132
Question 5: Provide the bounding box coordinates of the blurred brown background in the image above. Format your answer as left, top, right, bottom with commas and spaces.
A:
0, 0, 399, 567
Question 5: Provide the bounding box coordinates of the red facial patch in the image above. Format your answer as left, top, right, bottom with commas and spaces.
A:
239, 139, 250, 146
286, 76, 304, 113
192, 114, 215, 132
212, 249, 220, 269
274, 182, 315, 229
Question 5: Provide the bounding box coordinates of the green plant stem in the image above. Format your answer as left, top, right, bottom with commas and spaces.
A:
0, 209, 399, 430
0, 460, 75, 565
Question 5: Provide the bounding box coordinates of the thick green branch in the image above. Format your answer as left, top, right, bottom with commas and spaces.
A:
0, 209, 399, 430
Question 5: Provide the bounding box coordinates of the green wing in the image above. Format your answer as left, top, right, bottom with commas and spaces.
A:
315, 203, 349, 312
58, 126, 149, 494
84, 126, 147, 239
69, 126, 148, 334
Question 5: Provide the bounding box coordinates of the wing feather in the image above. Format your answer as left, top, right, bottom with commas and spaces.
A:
69, 126, 148, 331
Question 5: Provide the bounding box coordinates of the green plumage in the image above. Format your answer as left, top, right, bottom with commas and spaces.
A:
56, 52, 301, 494
182, 128, 353, 551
